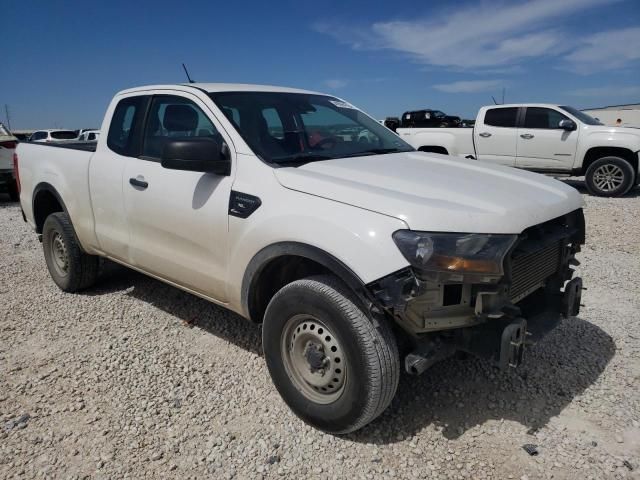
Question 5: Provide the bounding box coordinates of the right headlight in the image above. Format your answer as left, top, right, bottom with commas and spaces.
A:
392, 231, 517, 276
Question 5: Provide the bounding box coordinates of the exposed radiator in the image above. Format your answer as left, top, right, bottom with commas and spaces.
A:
509, 241, 562, 303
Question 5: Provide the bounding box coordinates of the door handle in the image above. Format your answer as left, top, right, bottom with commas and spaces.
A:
478, 132, 492, 138
129, 177, 148, 189
520, 134, 535, 139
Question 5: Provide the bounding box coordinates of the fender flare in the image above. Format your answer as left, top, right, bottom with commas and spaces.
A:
241, 241, 378, 321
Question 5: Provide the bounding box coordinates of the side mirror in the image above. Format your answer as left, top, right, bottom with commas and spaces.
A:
559, 119, 576, 131
161, 138, 230, 175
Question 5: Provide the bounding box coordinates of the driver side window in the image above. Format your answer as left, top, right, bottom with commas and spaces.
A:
142, 95, 222, 160
523, 108, 569, 129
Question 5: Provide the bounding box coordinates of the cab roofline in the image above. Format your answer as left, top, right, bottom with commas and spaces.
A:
115, 83, 324, 96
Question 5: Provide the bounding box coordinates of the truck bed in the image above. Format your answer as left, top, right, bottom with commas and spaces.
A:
26, 141, 97, 152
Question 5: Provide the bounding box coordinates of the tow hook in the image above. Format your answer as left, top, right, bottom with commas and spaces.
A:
561, 277, 583, 318
499, 318, 527, 369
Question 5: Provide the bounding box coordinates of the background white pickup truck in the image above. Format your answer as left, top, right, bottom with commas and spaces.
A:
16, 84, 585, 433
398, 104, 640, 197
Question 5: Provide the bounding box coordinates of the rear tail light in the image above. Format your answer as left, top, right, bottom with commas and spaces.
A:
0, 141, 18, 149
13, 152, 21, 193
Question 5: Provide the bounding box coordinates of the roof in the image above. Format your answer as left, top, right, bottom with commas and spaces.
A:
118, 83, 323, 96
481, 103, 567, 108
582, 103, 640, 111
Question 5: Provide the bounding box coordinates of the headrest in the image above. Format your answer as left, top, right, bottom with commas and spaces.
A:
163, 105, 198, 132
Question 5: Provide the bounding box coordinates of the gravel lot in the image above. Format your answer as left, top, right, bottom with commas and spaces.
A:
1, 181, 639, 480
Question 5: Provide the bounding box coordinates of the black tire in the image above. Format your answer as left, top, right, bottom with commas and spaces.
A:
42, 212, 99, 292
8, 180, 19, 202
262, 275, 399, 434
585, 156, 635, 197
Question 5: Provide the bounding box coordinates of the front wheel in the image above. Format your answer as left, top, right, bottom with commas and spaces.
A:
262, 275, 399, 434
585, 156, 635, 197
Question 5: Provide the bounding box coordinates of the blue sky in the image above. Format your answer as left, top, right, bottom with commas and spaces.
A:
2, 0, 639, 129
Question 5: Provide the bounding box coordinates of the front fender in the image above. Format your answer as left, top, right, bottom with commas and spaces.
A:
225, 189, 410, 316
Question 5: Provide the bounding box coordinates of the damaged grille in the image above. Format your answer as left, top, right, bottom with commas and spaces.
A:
509, 240, 562, 303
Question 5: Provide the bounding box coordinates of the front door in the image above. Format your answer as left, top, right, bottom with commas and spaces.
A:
515, 107, 579, 170
122, 93, 234, 302
474, 107, 519, 166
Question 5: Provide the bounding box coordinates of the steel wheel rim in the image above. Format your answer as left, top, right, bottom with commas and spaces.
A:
281, 314, 347, 404
593, 164, 624, 192
50, 231, 69, 276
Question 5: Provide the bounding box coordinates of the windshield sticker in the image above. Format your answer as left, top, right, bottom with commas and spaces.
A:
329, 100, 357, 109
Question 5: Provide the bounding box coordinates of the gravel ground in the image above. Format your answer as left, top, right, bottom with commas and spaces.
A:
1, 181, 639, 480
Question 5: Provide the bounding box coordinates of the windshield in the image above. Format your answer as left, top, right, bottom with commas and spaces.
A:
209, 91, 413, 164
50, 130, 78, 140
559, 106, 603, 126
432, 111, 446, 118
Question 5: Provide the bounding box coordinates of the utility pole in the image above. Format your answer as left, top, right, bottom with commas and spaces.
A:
4, 105, 11, 131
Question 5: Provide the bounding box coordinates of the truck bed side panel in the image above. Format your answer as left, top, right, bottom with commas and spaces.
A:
396, 128, 475, 157
17, 143, 99, 253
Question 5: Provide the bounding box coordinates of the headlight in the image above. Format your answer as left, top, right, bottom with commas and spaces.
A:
392, 231, 516, 275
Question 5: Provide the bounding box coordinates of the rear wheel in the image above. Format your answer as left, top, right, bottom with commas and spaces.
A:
262, 275, 399, 434
585, 156, 635, 197
42, 212, 99, 292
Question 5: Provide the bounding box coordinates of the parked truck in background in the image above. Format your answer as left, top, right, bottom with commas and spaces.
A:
16, 83, 585, 433
398, 104, 640, 197
0, 123, 19, 201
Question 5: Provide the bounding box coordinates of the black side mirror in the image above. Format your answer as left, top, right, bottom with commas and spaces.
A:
161, 138, 230, 175
559, 119, 577, 131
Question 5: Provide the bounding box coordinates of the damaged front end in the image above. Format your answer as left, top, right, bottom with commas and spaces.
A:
368, 209, 585, 373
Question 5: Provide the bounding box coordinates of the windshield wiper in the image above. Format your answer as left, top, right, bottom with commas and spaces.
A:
271, 153, 334, 165
342, 148, 406, 158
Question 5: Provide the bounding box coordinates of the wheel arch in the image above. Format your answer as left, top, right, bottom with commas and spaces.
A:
32, 182, 69, 234
582, 146, 638, 178
241, 242, 376, 323
418, 145, 449, 155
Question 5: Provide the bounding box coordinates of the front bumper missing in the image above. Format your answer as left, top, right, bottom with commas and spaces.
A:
403, 277, 583, 373
368, 210, 585, 373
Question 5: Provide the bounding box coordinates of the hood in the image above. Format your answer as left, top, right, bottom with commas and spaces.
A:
274, 151, 584, 234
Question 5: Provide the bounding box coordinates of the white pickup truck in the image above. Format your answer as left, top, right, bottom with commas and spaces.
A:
398, 104, 640, 197
16, 84, 585, 433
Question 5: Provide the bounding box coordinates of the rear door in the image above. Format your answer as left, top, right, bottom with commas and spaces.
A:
122, 91, 234, 302
474, 107, 519, 166
515, 107, 578, 171
89, 94, 149, 261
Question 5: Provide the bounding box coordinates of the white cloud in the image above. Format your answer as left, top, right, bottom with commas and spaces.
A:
568, 85, 640, 97
563, 27, 640, 74
433, 80, 504, 93
324, 79, 348, 89
315, 0, 617, 70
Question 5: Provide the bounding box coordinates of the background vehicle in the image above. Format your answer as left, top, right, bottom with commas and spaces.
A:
397, 104, 640, 197
16, 84, 584, 433
400, 109, 461, 128
0, 123, 19, 201
384, 117, 400, 132
77, 130, 100, 142
29, 129, 78, 143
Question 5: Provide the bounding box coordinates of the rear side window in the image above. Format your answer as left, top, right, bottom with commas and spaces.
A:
484, 108, 518, 127
107, 96, 146, 156
50, 131, 77, 140
523, 107, 568, 129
